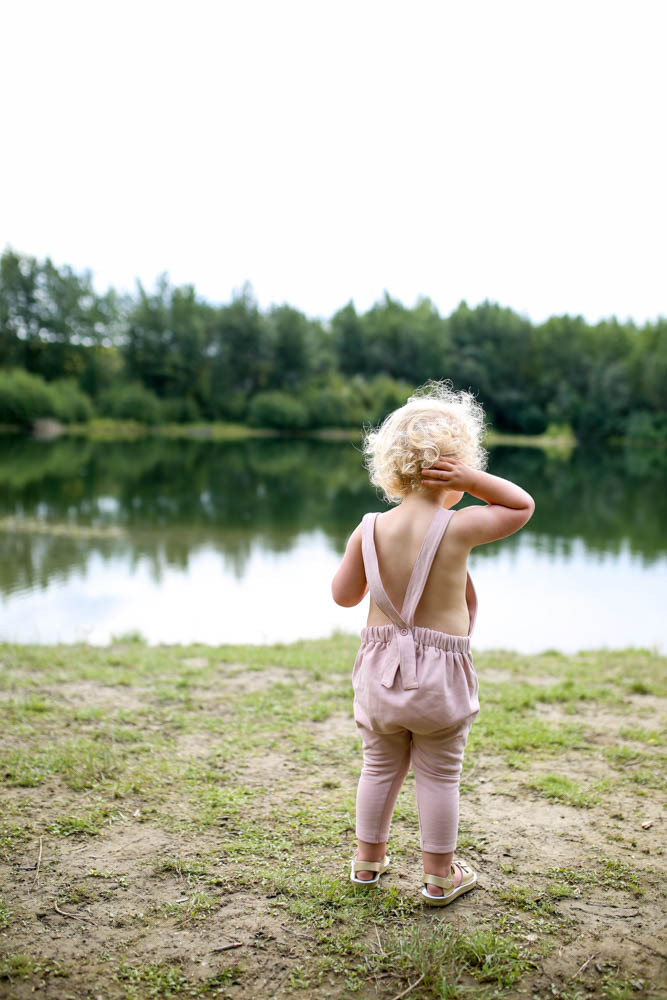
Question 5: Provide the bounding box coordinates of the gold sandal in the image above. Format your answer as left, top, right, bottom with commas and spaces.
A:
422, 860, 477, 906
349, 855, 391, 886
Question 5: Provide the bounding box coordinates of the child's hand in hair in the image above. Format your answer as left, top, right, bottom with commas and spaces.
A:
421, 457, 477, 494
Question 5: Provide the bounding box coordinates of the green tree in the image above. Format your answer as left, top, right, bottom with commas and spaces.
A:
206, 283, 273, 417
358, 292, 448, 384
0, 248, 116, 384
448, 300, 545, 433
331, 302, 368, 375
267, 305, 317, 390
123, 275, 212, 409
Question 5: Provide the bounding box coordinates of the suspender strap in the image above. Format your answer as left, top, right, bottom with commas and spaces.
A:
361, 509, 457, 691
361, 513, 407, 631
400, 508, 454, 625
361, 508, 477, 688
361, 513, 418, 689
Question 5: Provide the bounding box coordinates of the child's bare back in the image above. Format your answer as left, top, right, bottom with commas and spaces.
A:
334, 455, 534, 637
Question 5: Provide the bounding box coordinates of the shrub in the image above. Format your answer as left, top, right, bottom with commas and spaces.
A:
48, 378, 94, 422
362, 374, 413, 424
624, 410, 666, 442
96, 382, 163, 424
0, 369, 57, 426
160, 396, 202, 423
302, 384, 363, 428
303, 375, 412, 428
247, 391, 308, 430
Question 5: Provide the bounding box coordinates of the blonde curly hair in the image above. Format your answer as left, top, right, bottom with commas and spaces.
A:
362, 380, 488, 503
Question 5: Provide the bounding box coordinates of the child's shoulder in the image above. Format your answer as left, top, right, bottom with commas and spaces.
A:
347, 509, 387, 546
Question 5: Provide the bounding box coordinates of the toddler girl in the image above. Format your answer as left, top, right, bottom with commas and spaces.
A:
331, 381, 535, 906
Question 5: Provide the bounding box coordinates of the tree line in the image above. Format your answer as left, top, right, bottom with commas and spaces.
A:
0, 247, 664, 440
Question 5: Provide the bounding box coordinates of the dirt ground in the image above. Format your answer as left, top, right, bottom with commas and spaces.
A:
0, 639, 665, 999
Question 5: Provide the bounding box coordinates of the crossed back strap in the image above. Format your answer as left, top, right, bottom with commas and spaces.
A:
360, 507, 477, 689
361, 508, 453, 627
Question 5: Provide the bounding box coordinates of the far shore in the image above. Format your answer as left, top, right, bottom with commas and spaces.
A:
3, 417, 578, 450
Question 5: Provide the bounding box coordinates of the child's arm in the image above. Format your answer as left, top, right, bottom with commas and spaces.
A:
332, 523, 368, 606
421, 458, 535, 546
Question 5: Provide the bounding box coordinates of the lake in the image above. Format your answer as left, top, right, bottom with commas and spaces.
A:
0, 434, 665, 653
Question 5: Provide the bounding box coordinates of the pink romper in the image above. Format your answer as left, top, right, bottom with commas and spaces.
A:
352, 506, 480, 854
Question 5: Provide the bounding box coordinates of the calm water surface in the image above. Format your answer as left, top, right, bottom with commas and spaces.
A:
0, 435, 665, 652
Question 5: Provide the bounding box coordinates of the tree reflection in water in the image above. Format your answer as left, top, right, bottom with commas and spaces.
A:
0, 435, 665, 603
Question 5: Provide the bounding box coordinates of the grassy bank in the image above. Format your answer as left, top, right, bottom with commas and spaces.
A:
0, 639, 664, 999
28, 418, 577, 450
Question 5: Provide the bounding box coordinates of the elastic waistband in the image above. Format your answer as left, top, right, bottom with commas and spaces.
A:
360, 624, 471, 653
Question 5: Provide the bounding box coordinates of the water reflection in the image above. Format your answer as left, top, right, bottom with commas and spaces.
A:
0, 435, 665, 649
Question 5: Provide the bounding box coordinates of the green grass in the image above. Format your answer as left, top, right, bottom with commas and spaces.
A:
365, 918, 539, 993
469, 709, 586, 755
0, 639, 664, 999
153, 856, 213, 879
46, 807, 112, 837
0, 694, 55, 720
495, 884, 555, 914
618, 726, 665, 745
547, 858, 644, 895
156, 890, 218, 923
0, 820, 33, 858
0, 954, 69, 982
528, 773, 602, 807
1, 737, 126, 789
113, 958, 242, 998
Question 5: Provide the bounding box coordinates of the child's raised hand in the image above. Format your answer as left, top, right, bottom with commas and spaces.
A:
423, 459, 535, 546
421, 457, 477, 494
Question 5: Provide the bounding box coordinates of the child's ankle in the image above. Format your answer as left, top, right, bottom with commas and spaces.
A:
356, 839, 386, 864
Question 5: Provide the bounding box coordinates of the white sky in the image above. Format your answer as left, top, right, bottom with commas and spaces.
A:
1, 0, 665, 325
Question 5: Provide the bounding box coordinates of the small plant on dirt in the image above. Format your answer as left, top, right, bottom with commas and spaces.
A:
114, 959, 192, 997
154, 855, 212, 878
114, 957, 241, 997
46, 809, 107, 837
528, 773, 600, 807
155, 890, 219, 924
60, 884, 96, 905
369, 918, 538, 993
546, 883, 574, 899
547, 858, 644, 895
495, 884, 555, 914
604, 746, 647, 766
619, 726, 665, 745
627, 680, 654, 695
0, 954, 68, 982
455, 923, 536, 988
627, 767, 666, 790
0, 897, 12, 928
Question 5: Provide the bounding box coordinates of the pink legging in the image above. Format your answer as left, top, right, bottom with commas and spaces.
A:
355, 719, 471, 853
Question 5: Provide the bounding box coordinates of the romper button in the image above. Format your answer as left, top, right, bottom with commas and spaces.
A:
400, 628, 408, 635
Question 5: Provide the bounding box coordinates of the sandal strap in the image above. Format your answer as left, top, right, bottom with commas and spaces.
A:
352, 858, 385, 873
422, 872, 453, 889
